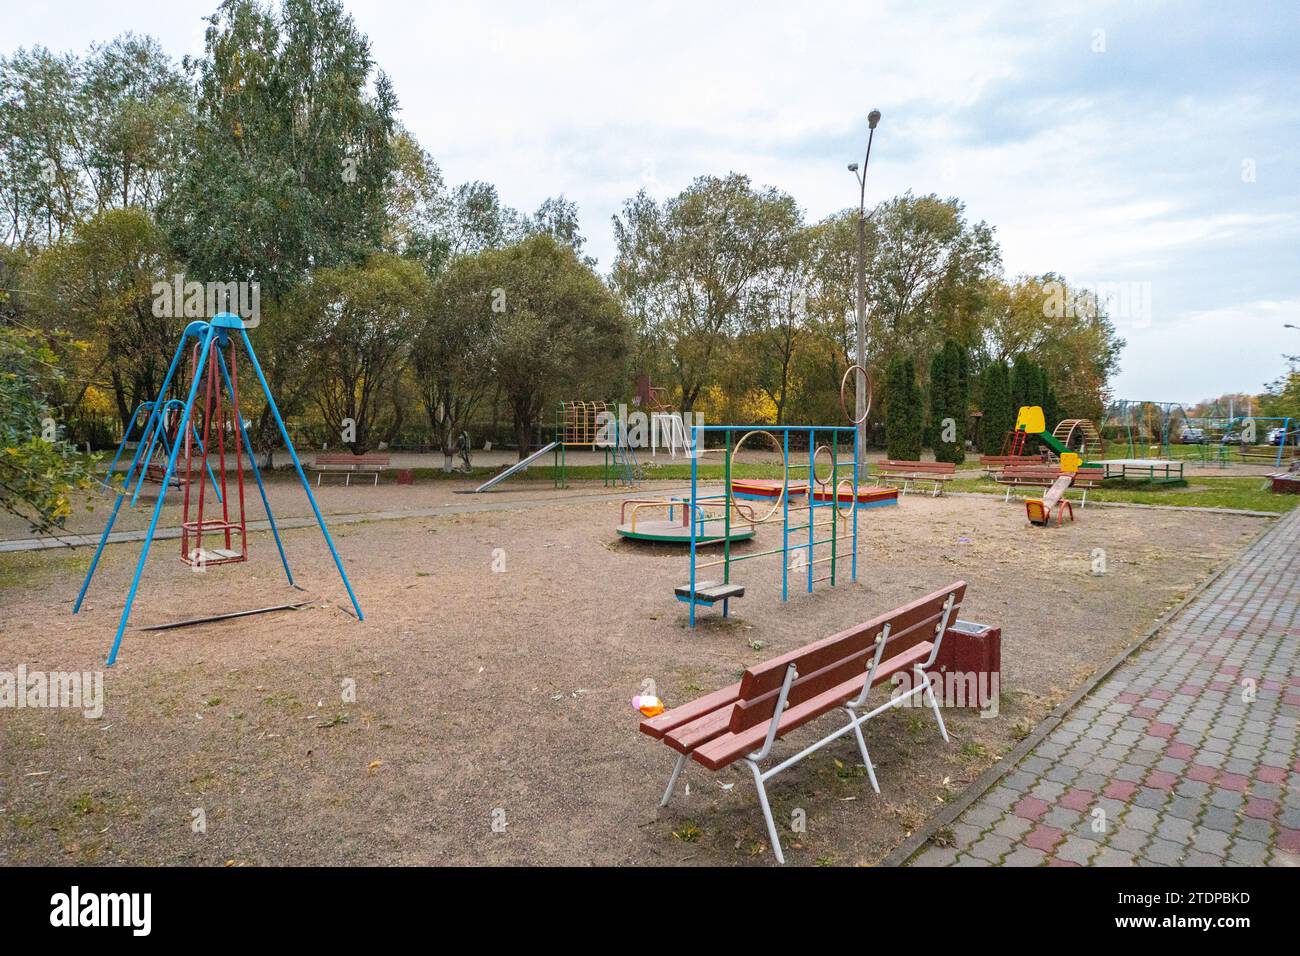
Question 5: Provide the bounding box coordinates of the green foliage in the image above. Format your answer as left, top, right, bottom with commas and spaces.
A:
928, 339, 969, 463
884, 356, 923, 460
611, 173, 800, 413
164, 0, 397, 300
305, 253, 430, 453
978, 360, 1013, 453
459, 234, 631, 457
0, 325, 97, 532
27, 207, 175, 428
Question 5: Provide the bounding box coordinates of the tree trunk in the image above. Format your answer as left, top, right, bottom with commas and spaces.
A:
514, 397, 533, 460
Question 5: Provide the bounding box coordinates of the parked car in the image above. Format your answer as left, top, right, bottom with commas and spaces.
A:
1267, 427, 1290, 446
1179, 426, 1206, 444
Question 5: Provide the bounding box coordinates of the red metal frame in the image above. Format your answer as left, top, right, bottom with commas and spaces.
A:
180, 337, 248, 567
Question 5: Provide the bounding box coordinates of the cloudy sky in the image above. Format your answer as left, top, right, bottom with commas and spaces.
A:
7, 0, 1299, 404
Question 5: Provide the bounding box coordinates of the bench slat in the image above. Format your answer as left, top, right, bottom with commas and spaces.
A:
692, 641, 934, 771
737, 582, 965, 700
639, 681, 741, 739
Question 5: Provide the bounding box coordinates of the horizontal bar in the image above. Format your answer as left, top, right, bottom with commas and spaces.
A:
138, 602, 308, 632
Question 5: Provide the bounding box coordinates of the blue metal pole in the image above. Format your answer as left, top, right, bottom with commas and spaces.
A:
215, 346, 293, 586
73, 492, 126, 613
100, 401, 147, 490
129, 334, 193, 507
689, 421, 699, 628
1278, 418, 1290, 467
106, 324, 215, 666
76, 334, 189, 613
238, 327, 363, 621
782, 429, 790, 602
806, 427, 814, 594
852, 427, 859, 583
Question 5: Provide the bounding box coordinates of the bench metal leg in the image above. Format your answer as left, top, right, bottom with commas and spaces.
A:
745, 758, 785, 865
722, 597, 729, 618
845, 706, 880, 794
922, 670, 950, 742
660, 751, 689, 807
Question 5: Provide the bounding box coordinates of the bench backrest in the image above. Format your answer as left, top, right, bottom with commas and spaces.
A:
1002, 464, 1103, 484
727, 582, 966, 733
875, 460, 957, 475
980, 454, 1041, 465
314, 453, 390, 466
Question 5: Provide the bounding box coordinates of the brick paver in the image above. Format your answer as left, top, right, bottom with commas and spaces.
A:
911, 507, 1300, 867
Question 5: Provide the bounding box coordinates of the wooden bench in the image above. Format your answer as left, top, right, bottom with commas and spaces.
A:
996, 464, 1104, 506
309, 453, 390, 486
642, 581, 967, 863
872, 460, 957, 497
979, 453, 1044, 474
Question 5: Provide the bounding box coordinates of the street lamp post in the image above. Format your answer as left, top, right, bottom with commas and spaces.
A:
848, 109, 881, 458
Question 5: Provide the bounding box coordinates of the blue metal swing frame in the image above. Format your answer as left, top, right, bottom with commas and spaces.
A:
74, 313, 363, 665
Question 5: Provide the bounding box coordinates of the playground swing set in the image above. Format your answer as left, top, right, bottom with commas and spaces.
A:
75, 313, 364, 666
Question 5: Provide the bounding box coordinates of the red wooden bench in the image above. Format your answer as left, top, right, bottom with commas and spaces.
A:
309, 452, 390, 486
996, 464, 1104, 506
641, 581, 967, 863
979, 453, 1044, 473
872, 460, 956, 497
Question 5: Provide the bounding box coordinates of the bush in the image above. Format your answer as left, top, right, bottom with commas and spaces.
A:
928, 339, 969, 463
978, 360, 1013, 453
884, 356, 924, 460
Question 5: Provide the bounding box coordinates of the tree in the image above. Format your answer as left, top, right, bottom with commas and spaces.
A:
611, 174, 800, 413
0, 323, 96, 532
384, 128, 451, 273
980, 274, 1123, 422
978, 360, 1013, 453
883, 356, 923, 461
306, 253, 428, 454
412, 255, 495, 470
27, 207, 175, 430
477, 234, 629, 458
735, 223, 812, 424
163, 0, 398, 457
866, 193, 1000, 374
929, 339, 969, 463
0, 46, 89, 246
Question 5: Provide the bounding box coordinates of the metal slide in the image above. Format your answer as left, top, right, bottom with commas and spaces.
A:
472, 441, 560, 492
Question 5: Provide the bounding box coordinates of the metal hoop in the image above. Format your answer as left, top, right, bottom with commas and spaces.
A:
832, 478, 858, 520
840, 364, 873, 426
726, 430, 789, 525
811, 444, 835, 489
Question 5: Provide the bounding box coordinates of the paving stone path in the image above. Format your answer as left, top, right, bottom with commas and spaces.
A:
911, 506, 1300, 867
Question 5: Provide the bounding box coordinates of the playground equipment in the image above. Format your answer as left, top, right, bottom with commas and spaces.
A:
551, 401, 640, 488
1102, 399, 1189, 458
74, 313, 363, 665
471, 441, 560, 493
676, 424, 861, 626
1025, 473, 1075, 527
1010, 406, 1083, 470
616, 496, 757, 545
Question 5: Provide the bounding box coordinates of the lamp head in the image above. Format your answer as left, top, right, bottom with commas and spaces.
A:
868, 109, 881, 129
847, 162, 859, 173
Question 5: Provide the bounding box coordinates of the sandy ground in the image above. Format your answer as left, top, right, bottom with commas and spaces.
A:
0, 485, 1268, 866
